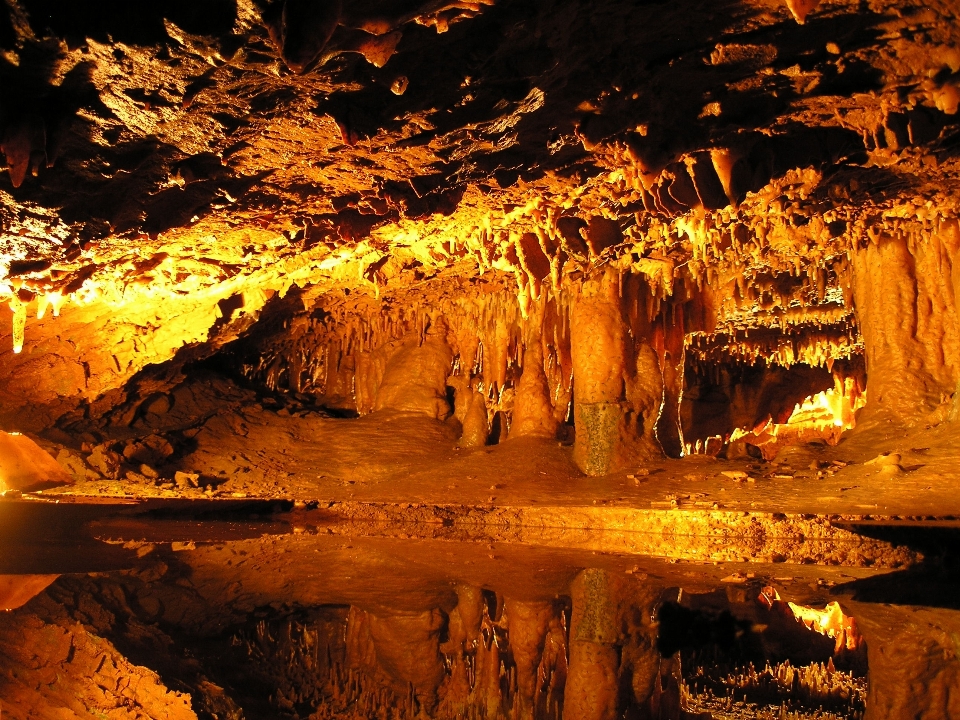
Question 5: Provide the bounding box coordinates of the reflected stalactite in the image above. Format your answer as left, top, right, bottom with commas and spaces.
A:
324, 588, 570, 719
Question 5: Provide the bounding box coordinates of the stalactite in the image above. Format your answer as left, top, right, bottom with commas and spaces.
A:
9, 296, 27, 354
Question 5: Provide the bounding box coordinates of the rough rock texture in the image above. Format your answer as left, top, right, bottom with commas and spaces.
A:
2, 1, 960, 713
564, 569, 664, 720
854, 604, 960, 720
373, 326, 454, 420
0, 595, 198, 720
0, 0, 959, 449
851, 222, 960, 416
367, 609, 447, 713
571, 269, 630, 475
511, 341, 558, 440
0, 574, 58, 611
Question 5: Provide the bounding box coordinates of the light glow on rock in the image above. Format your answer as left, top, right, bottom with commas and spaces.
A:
787, 600, 864, 654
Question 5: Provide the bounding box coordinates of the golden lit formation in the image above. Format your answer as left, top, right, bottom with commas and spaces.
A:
1, 0, 959, 717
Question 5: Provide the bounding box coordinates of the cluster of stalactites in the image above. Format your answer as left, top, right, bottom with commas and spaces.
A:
443, 195, 681, 327
243, 286, 572, 418
1, 284, 71, 354
686, 318, 862, 372
240, 267, 686, 427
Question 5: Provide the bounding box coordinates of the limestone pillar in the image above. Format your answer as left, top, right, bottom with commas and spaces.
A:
850, 227, 960, 419
449, 375, 489, 447
564, 569, 665, 719
571, 269, 627, 475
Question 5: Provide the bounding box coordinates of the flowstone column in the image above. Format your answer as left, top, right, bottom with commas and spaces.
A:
853, 603, 960, 720
653, 308, 686, 458
564, 569, 623, 720
571, 268, 627, 475
850, 226, 960, 419
570, 269, 668, 474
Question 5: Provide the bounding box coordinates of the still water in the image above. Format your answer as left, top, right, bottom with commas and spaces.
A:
0, 499, 953, 720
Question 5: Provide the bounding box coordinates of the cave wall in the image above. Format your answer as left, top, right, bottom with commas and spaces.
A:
211, 271, 687, 474
850, 219, 960, 418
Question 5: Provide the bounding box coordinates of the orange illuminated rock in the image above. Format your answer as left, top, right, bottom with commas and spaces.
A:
784, 0, 821, 24
459, 381, 490, 447
855, 605, 960, 720
571, 268, 626, 475
373, 326, 454, 420
0, 431, 74, 493
512, 342, 557, 438
0, 574, 59, 611
367, 609, 447, 713
506, 599, 556, 717
851, 228, 960, 417
565, 570, 621, 720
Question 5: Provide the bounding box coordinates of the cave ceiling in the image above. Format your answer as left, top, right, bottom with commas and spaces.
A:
0, 0, 959, 428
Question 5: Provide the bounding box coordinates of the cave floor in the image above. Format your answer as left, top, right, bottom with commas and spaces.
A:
40, 399, 960, 520
2, 375, 948, 580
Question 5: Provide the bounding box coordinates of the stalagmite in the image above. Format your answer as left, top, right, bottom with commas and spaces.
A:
373, 321, 455, 420
654, 307, 687, 457
512, 341, 558, 438
459, 378, 491, 447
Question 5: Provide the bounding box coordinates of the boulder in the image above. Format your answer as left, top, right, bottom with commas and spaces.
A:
0, 431, 74, 493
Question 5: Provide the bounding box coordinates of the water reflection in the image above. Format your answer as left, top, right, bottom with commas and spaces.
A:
0, 500, 954, 720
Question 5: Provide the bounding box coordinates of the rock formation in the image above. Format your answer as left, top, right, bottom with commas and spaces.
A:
1, 0, 960, 716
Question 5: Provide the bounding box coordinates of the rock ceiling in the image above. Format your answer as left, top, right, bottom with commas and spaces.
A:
0, 0, 959, 431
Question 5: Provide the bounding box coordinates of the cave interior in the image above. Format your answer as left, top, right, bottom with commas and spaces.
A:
1, 0, 960, 718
